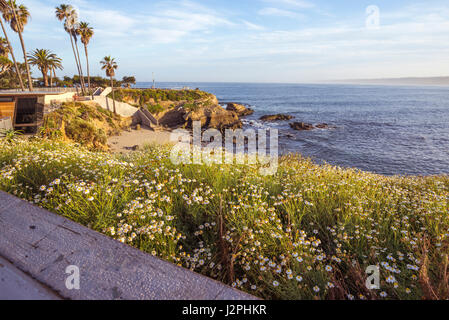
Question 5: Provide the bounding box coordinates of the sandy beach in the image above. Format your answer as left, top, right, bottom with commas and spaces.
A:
108, 126, 173, 153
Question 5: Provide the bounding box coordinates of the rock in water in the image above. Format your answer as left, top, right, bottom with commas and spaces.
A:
226, 103, 254, 117
260, 114, 294, 121
290, 122, 314, 131
315, 123, 329, 129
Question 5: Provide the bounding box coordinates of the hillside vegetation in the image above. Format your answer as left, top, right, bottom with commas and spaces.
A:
40, 102, 131, 150
0, 138, 448, 300
109, 88, 216, 114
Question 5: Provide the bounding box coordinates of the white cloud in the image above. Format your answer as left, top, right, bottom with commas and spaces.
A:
258, 7, 304, 18
242, 20, 265, 31
262, 0, 314, 9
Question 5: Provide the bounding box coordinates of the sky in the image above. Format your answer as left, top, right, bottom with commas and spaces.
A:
7, 0, 449, 82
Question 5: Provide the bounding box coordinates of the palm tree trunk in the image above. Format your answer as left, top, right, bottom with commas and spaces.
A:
110, 76, 116, 114
84, 44, 91, 96
42, 68, 49, 87
49, 67, 53, 87
0, 18, 25, 91
11, 7, 33, 91
68, 33, 83, 93
74, 39, 86, 95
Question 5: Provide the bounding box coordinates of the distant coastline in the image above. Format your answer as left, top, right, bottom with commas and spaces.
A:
327, 76, 449, 87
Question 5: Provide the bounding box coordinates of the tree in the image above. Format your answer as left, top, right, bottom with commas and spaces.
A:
49, 59, 63, 87
27, 49, 62, 87
2, 0, 32, 91
0, 55, 11, 75
122, 76, 136, 88
55, 4, 85, 94
100, 56, 118, 114
0, 14, 24, 90
76, 22, 93, 94
0, 36, 8, 56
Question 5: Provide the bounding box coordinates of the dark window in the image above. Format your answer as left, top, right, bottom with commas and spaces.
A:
0, 97, 14, 102
15, 98, 37, 124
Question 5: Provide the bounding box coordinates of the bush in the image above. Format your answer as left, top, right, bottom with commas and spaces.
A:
146, 104, 165, 114
40, 102, 130, 150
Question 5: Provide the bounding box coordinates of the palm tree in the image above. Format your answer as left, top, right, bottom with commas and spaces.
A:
2, 0, 33, 91
0, 16, 24, 90
77, 22, 93, 94
55, 4, 85, 94
27, 49, 62, 87
49, 55, 63, 87
100, 56, 118, 114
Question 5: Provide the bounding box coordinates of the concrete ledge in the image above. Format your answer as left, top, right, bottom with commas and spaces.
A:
0, 256, 60, 300
0, 191, 257, 300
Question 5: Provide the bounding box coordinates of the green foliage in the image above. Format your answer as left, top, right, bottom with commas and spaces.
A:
0, 128, 23, 143
145, 103, 165, 114
1, 139, 448, 300
40, 102, 129, 150
182, 102, 200, 112
109, 88, 213, 107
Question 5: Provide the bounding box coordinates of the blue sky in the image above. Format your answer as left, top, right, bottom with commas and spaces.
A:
9, 0, 449, 82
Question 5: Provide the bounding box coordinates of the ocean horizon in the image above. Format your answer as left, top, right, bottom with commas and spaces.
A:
136, 82, 449, 176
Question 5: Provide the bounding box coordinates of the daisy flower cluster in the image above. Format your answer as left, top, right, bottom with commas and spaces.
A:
1, 138, 448, 300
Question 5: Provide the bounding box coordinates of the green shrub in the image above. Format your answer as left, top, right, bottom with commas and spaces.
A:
146, 104, 165, 114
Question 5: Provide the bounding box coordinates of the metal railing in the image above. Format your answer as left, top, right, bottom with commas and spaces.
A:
0, 88, 78, 93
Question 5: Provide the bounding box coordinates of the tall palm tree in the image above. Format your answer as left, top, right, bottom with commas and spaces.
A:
0, 17, 24, 90
27, 49, 62, 87
2, 0, 32, 91
100, 56, 118, 114
77, 22, 93, 94
48, 54, 63, 87
55, 4, 85, 94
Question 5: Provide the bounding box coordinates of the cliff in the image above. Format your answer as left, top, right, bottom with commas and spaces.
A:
109, 89, 243, 131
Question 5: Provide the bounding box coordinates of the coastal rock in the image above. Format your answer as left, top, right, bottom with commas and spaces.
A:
260, 114, 294, 122
290, 122, 314, 131
226, 103, 254, 117
185, 104, 243, 132
316, 123, 329, 129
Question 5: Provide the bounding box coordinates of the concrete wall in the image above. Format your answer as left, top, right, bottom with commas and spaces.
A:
94, 96, 139, 118
100, 87, 112, 97
0, 117, 13, 131
0, 191, 257, 300
44, 92, 76, 105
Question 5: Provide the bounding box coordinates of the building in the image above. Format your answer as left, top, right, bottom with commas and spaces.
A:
0, 89, 76, 133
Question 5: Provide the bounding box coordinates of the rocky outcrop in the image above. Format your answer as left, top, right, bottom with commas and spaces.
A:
260, 114, 294, 121
226, 103, 254, 117
290, 122, 314, 131
315, 123, 329, 129
289, 122, 332, 131
185, 105, 242, 131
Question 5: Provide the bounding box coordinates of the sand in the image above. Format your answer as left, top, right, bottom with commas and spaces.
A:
108, 126, 173, 153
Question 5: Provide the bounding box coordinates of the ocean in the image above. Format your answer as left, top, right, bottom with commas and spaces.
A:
136, 82, 449, 176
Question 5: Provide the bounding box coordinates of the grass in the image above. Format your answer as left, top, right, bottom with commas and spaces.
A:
0, 138, 448, 300
39, 102, 131, 150
110, 88, 213, 107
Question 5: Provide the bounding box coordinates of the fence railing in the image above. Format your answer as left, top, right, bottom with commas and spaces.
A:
0, 88, 78, 94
